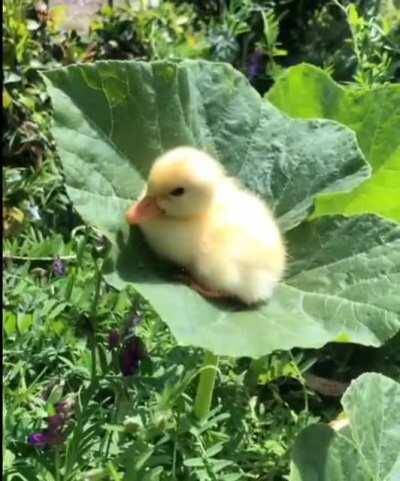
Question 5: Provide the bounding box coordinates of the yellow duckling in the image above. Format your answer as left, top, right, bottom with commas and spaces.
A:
126, 146, 286, 304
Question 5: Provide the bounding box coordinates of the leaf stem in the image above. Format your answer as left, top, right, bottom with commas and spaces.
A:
194, 351, 219, 420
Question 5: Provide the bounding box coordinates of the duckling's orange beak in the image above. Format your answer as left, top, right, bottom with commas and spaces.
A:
126, 196, 163, 224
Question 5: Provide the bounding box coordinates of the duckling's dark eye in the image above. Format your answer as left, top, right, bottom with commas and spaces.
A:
170, 187, 185, 196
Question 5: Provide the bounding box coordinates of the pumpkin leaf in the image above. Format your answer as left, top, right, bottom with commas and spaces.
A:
43, 60, 400, 357
289, 373, 400, 481
268, 63, 400, 222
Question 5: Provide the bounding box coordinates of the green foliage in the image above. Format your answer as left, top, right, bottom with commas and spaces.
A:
267, 0, 400, 85
2, 0, 87, 242
3, 2, 400, 480
268, 63, 400, 222
86, 0, 288, 87
89, 2, 210, 61
289, 373, 400, 481
44, 60, 400, 359
206, 0, 253, 63
3, 231, 319, 480
3, 0, 86, 166
333, 0, 400, 86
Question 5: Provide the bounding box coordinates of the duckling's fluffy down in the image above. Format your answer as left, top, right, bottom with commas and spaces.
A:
131, 147, 286, 304
194, 180, 286, 304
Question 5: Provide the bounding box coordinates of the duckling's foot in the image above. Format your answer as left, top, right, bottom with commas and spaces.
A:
175, 274, 225, 299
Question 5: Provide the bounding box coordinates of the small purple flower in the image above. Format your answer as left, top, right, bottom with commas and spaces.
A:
28, 398, 74, 448
28, 430, 64, 447
120, 336, 147, 377
52, 257, 67, 277
247, 49, 266, 81
28, 432, 48, 447
108, 329, 121, 349
47, 414, 65, 432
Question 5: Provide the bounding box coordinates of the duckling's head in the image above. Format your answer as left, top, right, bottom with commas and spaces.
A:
126, 146, 225, 224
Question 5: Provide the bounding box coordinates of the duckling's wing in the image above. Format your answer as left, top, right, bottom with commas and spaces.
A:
195, 219, 285, 304
214, 188, 284, 268
213, 220, 284, 269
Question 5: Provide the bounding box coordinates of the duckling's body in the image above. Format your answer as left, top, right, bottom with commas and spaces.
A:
127, 147, 286, 304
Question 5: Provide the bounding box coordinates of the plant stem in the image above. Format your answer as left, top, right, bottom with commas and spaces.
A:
55, 447, 60, 481
3, 392, 6, 472
245, 356, 265, 389
65, 229, 89, 302
194, 351, 219, 420
88, 258, 102, 382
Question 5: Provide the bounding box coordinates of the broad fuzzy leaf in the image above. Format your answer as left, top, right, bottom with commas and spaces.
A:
44, 60, 400, 357
268, 63, 400, 222
290, 373, 400, 481
43, 60, 368, 233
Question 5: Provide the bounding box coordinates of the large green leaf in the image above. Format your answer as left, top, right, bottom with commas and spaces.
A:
43, 60, 369, 234
267, 63, 400, 222
289, 373, 400, 481
43, 60, 400, 357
